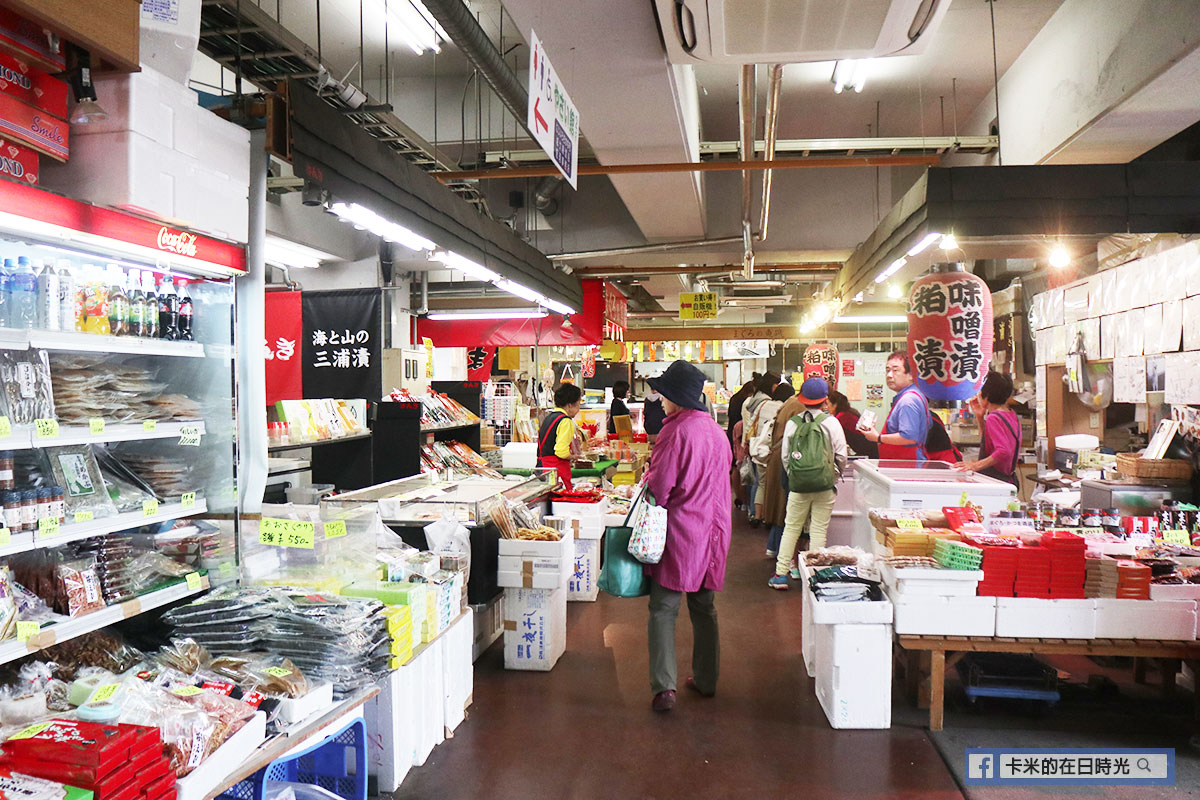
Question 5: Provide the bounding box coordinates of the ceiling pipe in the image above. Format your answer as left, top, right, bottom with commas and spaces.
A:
533, 175, 563, 215
738, 64, 757, 279
573, 263, 840, 277
759, 64, 784, 241
551, 236, 744, 261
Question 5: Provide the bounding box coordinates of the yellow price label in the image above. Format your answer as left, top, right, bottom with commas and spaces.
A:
143, 420, 158, 432
143, 499, 159, 517
219, 561, 234, 577
181, 491, 196, 510
171, 685, 203, 697
34, 418, 58, 438
1161, 529, 1191, 546
895, 518, 924, 530
324, 520, 347, 540
7, 722, 51, 740
959, 490, 970, 507
91, 684, 120, 703
0, 416, 11, 438
89, 418, 105, 435
259, 517, 315, 549
73, 510, 93, 523
0, 528, 10, 547
262, 667, 293, 678
15, 621, 38, 641
185, 572, 202, 591
37, 516, 59, 537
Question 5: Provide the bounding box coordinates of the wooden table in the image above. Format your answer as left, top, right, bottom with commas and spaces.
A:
896, 635, 1200, 731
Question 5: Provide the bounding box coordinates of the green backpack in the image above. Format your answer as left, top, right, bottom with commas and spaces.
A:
785, 412, 836, 493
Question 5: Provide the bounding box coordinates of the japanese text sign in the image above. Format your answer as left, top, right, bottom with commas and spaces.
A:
802, 343, 839, 390
301, 289, 382, 400
907, 268, 994, 402
679, 292, 719, 320
528, 30, 579, 188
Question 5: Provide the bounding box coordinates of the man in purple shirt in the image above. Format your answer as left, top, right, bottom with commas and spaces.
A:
644, 360, 733, 713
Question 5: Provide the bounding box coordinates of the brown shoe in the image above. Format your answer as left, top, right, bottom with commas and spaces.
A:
685, 677, 715, 698
652, 690, 676, 712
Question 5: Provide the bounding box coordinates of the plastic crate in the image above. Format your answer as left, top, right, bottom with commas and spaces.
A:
956, 653, 1060, 704
217, 719, 366, 800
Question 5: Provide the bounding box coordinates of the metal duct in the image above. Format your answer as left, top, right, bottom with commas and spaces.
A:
760, 64, 784, 241
738, 65, 756, 279
533, 175, 562, 215
551, 235, 744, 260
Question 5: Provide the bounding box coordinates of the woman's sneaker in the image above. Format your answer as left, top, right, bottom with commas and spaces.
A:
767, 575, 789, 590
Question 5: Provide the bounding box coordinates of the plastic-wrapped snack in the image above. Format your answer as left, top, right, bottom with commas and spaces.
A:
208, 655, 309, 698
0, 349, 54, 424
55, 558, 105, 617
163, 586, 273, 625
166, 680, 257, 758
40, 445, 119, 520
126, 551, 192, 593
0, 568, 16, 641
156, 637, 210, 675
9, 579, 54, 624
36, 630, 144, 679
114, 676, 215, 777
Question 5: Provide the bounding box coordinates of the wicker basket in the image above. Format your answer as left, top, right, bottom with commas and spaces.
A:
1115, 452, 1193, 484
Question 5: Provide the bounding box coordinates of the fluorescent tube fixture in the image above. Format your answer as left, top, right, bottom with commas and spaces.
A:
541, 298, 576, 316
832, 315, 907, 324
428, 249, 500, 283
493, 278, 543, 304
367, 0, 448, 55
831, 59, 871, 94
875, 256, 907, 283
264, 235, 335, 269
427, 311, 548, 321
328, 202, 435, 252
906, 232, 942, 257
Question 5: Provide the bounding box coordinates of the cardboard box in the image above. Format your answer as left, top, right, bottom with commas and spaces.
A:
813, 622, 892, 729
890, 593, 997, 636
503, 587, 566, 671
994, 597, 1097, 639
568, 537, 601, 602
1093, 598, 1197, 640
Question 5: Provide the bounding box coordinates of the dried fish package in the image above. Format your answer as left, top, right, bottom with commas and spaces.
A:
0, 349, 55, 424
40, 444, 119, 519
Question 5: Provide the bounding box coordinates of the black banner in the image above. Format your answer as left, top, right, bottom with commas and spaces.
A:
301, 289, 382, 400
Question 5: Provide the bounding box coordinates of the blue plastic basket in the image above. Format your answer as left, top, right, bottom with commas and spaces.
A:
217, 718, 367, 800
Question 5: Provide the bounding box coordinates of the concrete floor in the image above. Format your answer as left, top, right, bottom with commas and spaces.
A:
392, 514, 964, 800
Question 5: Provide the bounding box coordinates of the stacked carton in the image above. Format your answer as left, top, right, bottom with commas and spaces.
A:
559, 509, 605, 602
498, 534, 574, 671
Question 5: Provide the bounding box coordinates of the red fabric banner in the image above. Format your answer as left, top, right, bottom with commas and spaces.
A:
467, 346, 495, 382
417, 279, 602, 346
265, 290, 303, 404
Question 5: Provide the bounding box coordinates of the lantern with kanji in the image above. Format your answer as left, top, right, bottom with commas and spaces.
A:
802, 342, 839, 390
906, 263, 993, 402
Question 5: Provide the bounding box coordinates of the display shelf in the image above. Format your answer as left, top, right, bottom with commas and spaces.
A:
29, 329, 206, 357
0, 499, 208, 557
0, 420, 207, 451
419, 422, 480, 434
268, 466, 312, 478
268, 431, 373, 453
0, 572, 211, 666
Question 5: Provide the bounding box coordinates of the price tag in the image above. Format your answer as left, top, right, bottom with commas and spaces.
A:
143, 420, 158, 433
959, 490, 970, 507
324, 520, 347, 540
0, 417, 11, 438
171, 685, 203, 697
91, 684, 120, 703
181, 491, 196, 510
38, 517, 59, 537
259, 517, 315, 549
7, 722, 51, 741
219, 562, 235, 578
1161, 529, 1192, 546
89, 418, 105, 435
185, 572, 202, 591
262, 667, 293, 678
15, 621, 38, 641
178, 425, 202, 447
895, 518, 924, 530
143, 499, 159, 517
0, 528, 10, 547
74, 510, 93, 523
34, 418, 58, 438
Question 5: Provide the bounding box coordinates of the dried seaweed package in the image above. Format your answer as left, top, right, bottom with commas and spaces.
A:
41, 445, 119, 519
0, 349, 55, 424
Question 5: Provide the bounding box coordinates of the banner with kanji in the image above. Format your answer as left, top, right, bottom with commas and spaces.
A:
301, 289, 382, 399
467, 346, 495, 382
264, 290, 302, 404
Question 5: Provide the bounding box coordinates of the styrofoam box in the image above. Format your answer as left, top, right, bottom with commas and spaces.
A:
410, 635, 445, 766
568, 537, 601, 602
809, 595, 894, 625
995, 598, 1097, 639
604, 512, 627, 529
497, 536, 574, 579
497, 568, 564, 590
503, 586, 566, 671
813, 622, 893, 729
497, 554, 569, 574
502, 442, 537, 470
140, 0, 202, 85
1150, 583, 1200, 602
890, 593, 997, 636
1093, 599, 1197, 641
801, 569, 816, 677
176, 711, 267, 800
275, 681, 334, 724
88, 65, 201, 146
552, 498, 610, 519
441, 609, 474, 735
561, 514, 604, 539
41, 128, 249, 243
365, 668, 416, 793
881, 564, 983, 597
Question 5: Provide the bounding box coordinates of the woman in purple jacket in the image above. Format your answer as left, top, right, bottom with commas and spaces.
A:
643, 360, 733, 712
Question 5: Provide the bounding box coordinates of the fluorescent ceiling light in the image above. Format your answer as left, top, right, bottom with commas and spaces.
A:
367, 0, 448, 55
264, 235, 335, 269
831, 59, 871, 94
874, 256, 907, 284
493, 277, 543, 304
906, 232, 942, 257
328, 202, 435, 252
887, 284, 904, 300
541, 297, 576, 316
832, 315, 907, 324
428, 249, 500, 283
427, 310, 548, 321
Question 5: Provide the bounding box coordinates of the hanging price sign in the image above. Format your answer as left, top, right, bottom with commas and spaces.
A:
34, 419, 58, 438
178, 425, 202, 447
324, 520, 347, 540
181, 492, 196, 509
89, 418, 105, 435
143, 499, 159, 517
259, 518, 315, 549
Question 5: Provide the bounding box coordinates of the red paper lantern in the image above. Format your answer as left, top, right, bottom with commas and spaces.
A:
906, 264, 993, 402
802, 342, 839, 390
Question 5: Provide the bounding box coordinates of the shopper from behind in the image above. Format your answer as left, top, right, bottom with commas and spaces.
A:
643, 360, 733, 712
860, 350, 930, 461
725, 378, 756, 446
748, 382, 794, 530
643, 385, 666, 441
607, 379, 631, 435
770, 377, 847, 590
825, 390, 878, 458
537, 383, 582, 490
954, 371, 1022, 485
760, 382, 799, 558
740, 372, 780, 526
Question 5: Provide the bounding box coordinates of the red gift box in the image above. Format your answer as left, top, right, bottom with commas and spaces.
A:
0, 719, 135, 771
142, 773, 174, 800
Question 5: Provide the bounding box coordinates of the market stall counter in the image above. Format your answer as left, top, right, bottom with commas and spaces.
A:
332, 470, 557, 605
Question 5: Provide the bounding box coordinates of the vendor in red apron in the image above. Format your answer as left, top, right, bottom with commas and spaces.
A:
860, 349, 931, 462
537, 383, 583, 489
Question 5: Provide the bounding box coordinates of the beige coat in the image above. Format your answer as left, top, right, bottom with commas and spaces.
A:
763, 396, 805, 528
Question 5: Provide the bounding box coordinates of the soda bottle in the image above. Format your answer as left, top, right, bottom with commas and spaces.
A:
141, 272, 158, 339
128, 269, 145, 337
177, 279, 194, 341
158, 276, 178, 340
107, 265, 129, 336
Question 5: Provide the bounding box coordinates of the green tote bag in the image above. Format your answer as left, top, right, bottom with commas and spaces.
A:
598, 525, 650, 598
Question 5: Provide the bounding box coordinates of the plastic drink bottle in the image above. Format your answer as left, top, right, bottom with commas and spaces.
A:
128, 269, 145, 337
177, 280, 194, 341
36, 260, 59, 330
107, 265, 129, 336
55, 260, 74, 332
9, 257, 37, 329
158, 277, 178, 340
141, 272, 158, 339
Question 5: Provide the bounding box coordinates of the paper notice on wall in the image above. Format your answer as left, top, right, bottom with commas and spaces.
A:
843, 378, 864, 402
1165, 352, 1200, 405
866, 384, 884, 409
1125, 307, 1145, 357
1184, 296, 1200, 352
1161, 299, 1183, 353
1064, 283, 1090, 323
1081, 318, 1101, 360
1160, 248, 1187, 302
1101, 315, 1117, 360
1185, 241, 1200, 297
1144, 304, 1163, 355
1113, 356, 1147, 405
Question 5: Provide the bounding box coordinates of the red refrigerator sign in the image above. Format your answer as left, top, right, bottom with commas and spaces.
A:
265, 291, 303, 404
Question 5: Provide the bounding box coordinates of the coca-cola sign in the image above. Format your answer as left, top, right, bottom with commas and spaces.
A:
157, 227, 199, 257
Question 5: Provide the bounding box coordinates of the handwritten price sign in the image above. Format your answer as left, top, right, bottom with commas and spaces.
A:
324, 520, 347, 540
259, 518, 315, 549
34, 418, 58, 438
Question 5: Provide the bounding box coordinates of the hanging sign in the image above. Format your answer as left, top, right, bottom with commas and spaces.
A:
265, 290, 302, 404
907, 267, 994, 402
528, 29, 579, 188
301, 289, 382, 400
679, 292, 719, 320
802, 343, 839, 390
467, 346, 494, 382
582, 347, 596, 378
